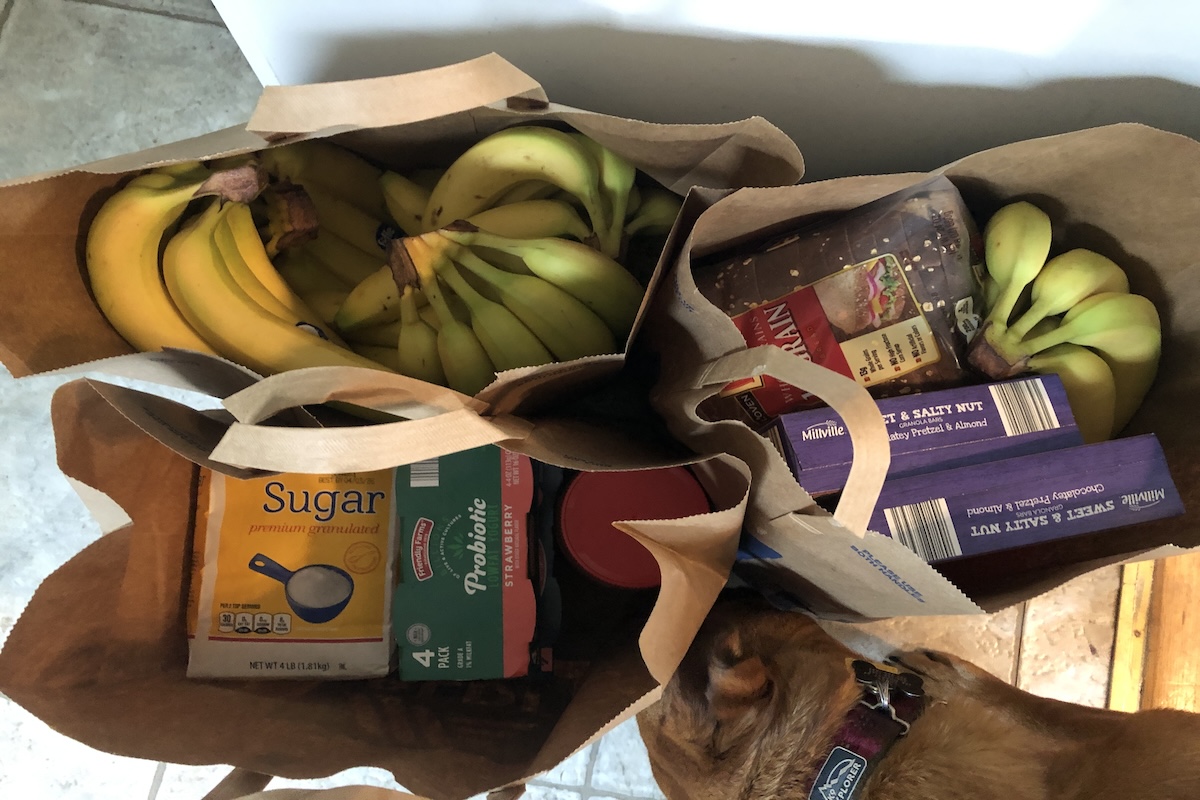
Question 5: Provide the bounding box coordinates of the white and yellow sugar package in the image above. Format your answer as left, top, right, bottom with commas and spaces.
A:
186, 469, 398, 679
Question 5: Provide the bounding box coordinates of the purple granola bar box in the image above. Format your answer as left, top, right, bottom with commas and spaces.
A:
868, 434, 1184, 563
771, 374, 1084, 496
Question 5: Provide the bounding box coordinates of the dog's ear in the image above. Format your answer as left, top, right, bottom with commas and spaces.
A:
707, 628, 774, 755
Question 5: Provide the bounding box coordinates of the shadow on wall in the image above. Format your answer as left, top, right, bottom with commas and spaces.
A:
305, 25, 1200, 181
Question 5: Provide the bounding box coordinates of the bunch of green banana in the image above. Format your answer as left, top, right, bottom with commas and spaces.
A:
380, 123, 682, 259
374, 230, 634, 395
968, 201, 1161, 442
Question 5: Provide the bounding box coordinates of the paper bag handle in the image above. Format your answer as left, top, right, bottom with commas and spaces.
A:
695, 345, 891, 536
247, 53, 548, 138
208, 366, 534, 474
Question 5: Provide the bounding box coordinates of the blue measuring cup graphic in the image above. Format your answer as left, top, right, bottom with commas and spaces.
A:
249, 553, 355, 624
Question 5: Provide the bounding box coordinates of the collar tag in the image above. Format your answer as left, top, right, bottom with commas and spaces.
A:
849, 659, 924, 736
807, 746, 869, 800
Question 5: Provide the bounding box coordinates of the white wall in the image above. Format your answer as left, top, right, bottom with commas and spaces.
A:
213, 0, 1200, 180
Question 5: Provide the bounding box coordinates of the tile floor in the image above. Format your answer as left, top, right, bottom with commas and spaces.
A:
0, 1, 1123, 798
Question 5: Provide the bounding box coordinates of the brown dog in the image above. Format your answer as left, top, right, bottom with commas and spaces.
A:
638, 591, 1200, 799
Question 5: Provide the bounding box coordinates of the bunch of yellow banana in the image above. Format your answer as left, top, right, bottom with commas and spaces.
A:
249, 126, 668, 392
967, 201, 1161, 443
85, 161, 255, 355
85, 127, 671, 393
84, 159, 392, 376
376, 123, 683, 256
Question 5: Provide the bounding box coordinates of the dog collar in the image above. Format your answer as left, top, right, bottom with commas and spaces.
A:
802, 659, 926, 800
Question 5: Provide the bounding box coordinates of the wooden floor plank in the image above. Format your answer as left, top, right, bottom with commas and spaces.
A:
1143, 552, 1200, 712
1109, 561, 1155, 711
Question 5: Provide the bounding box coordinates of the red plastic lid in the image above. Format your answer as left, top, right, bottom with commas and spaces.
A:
556, 467, 711, 590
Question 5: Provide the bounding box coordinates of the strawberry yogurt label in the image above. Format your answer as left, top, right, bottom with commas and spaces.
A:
393, 445, 537, 680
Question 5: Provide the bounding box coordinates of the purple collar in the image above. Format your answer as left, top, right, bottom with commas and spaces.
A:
802, 659, 926, 800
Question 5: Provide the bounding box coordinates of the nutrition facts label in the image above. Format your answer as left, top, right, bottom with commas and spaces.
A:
220, 611, 292, 634
844, 317, 939, 387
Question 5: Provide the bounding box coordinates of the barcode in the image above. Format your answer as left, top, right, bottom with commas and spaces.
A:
409, 459, 439, 488
884, 498, 962, 562
989, 378, 1060, 437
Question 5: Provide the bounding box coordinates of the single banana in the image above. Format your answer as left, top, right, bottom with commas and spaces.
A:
403, 237, 495, 395
1018, 291, 1161, 366
570, 132, 636, 257
433, 255, 554, 371
396, 284, 446, 386
302, 230, 384, 286
85, 171, 219, 355
379, 171, 431, 236
262, 139, 388, 218
493, 180, 558, 205
307, 184, 401, 259
162, 201, 390, 376
1026, 343, 1117, 445
423, 125, 607, 237
431, 234, 617, 361
1101, 346, 1162, 437
624, 185, 683, 237
440, 227, 644, 338
213, 202, 343, 343
982, 201, 1053, 329
335, 265, 403, 332
983, 274, 1002, 315
465, 199, 592, 241
350, 342, 402, 372
1007, 249, 1130, 340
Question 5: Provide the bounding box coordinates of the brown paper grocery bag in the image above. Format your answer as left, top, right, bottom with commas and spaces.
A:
0, 297, 895, 800
642, 123, 1200, 620
0, 51, 803, 390
0, 369, 746, 800
0, 54, 805, 800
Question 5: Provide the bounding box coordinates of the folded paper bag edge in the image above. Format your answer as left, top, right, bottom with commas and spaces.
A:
247, 53, 548, 137
222, 365, 485, 425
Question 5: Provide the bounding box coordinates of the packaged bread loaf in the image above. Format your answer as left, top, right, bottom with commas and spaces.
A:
692, 175, 987, 430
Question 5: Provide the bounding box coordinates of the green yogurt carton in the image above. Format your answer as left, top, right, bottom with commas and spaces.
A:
392, 444, 543, 680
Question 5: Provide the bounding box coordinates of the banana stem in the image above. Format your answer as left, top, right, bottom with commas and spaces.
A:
986, 284, 1023, 333
427, 234, 514, 293
1005, 305, 1047, 342
1018, 325, 1073, 357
